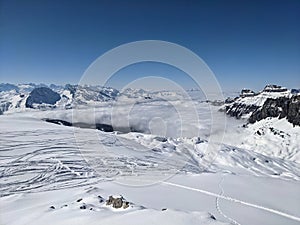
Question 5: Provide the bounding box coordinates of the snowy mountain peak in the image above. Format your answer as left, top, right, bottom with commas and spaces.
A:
222, 85, 299, 126
25, 87, 61, 108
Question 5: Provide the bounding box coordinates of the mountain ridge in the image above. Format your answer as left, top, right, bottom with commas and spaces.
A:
222, 84, 300, 126
1, 83, 299, 127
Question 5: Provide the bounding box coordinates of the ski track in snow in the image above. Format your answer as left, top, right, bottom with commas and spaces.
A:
163, 181, 300, 223
0, 129, 98, 197
216, 176, 241, 225
1, 116, 300, 225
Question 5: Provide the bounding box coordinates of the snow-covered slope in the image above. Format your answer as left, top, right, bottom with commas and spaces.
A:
1, 83, 300, 225
1, 114, 300, 225
221, 117, 300, 162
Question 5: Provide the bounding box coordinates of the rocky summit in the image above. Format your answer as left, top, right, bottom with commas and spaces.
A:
223, 85, 300, 126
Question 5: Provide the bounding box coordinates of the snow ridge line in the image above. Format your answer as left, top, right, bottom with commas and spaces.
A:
163, 181, 300, 222
216, 176, 241, 225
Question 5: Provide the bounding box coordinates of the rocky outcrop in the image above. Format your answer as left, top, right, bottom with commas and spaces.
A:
225, 103, 259, 119
263, 84, 288, 92
291, 89, 300, 94
249, 95, 300, 126
223, 85, 299, 126
25, 87, 61, 108
0, 102, 11, 113
106, 195, 130, 209
289, 95, 300, 125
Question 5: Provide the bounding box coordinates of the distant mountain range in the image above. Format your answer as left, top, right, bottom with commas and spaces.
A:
0, 83, 186, 114
1, 83, 299, 126
0, 83, 119, 114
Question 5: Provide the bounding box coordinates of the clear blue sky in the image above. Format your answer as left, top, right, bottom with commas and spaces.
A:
0, 0, 299, 91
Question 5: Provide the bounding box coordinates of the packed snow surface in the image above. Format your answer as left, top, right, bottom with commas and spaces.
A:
0, 87, 300, 225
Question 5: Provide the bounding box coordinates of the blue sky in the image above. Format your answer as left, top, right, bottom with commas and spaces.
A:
0, 0, 299, 91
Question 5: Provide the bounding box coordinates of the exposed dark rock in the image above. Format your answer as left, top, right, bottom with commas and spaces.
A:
123, 201, 130, 209
152, 148, 162, 153
44, 119, 72, 126
26, 87, 61, 108
210, 215, 216, 220
95, 123, 114, 132
99, 91, 111, 98
43, 118, 151, 134
106, 195, 130, 209
80, 205, 86, 210
107, 196, 123, 208
291, 89, 300, 94
288, 95, 300, 126
225, 103, 259, 119
98, 195, 104, 203
64, 84, 77, 97
0, 102, 11, 113
225, 97, 235, 104
49, 206, 55, 209
76, 198, 83, 202
224, 85, 299, 126
193, 137, 203, 144
249, 95, 300, 126
154, 136, 168, 142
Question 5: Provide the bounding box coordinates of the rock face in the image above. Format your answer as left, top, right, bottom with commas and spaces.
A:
249, 95, 300, 126
25, 87, 61, 108
0, 102, 11, 113
291, 89, 300, 94
225, 103, 259, 119
222, 84, 299, 126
